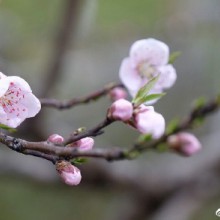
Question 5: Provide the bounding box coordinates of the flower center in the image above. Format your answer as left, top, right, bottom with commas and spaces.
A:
137, 61, 156, 80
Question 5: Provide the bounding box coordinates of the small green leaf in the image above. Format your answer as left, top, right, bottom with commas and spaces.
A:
71, 157, 88, 165
134, 75, 159, 100
166, 118, 179, 134
132, 75, 160, 105
193, 97, 206, 109
137, 134, 152, 143
0, 124, 16, 133
134, 93, 165, 106
168, 51, 181, 64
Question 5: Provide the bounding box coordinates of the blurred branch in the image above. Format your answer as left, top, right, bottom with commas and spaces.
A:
0, 95, 219, 163
41, 0, 82, 97
40, 82, 123, 109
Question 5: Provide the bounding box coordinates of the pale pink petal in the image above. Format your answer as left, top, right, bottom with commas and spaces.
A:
109, 99, 133, 121
56, 161, 82, 186
0, 72, 7, 80
0, 78, 10, 97
119, 58, 142, 91
75, 137, 94, 151
156, 64, 177, 89
109, 88, 127, 101
135, 107, 165, 138
47, 134, 64, 144
2, 102, 29, 128
7, 76, 32, 92
20, 93, 41, 117
130, 38, 169, 66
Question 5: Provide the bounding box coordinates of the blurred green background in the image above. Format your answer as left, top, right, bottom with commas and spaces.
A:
0, 0, 220, 219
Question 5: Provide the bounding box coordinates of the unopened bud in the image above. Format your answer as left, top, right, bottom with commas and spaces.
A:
70, 137, 94, 151
109, 88, 127, 101
168, 132, 202, 156
56, 161, 82, 186
47, 134, 64, 144
108, 99, 133, 121
134, 105, 165, 139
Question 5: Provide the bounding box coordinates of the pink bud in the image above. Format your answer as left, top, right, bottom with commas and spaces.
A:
73, 137, 94, 151
47, 134, 64, 144
109, 88, 127, 101
134, 105, 165, 139
168, 132, 202, 156
56, 161, 82, 186
108, 99, 133, 121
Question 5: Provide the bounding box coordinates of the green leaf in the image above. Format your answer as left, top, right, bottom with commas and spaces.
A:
137, 134, 152, 143
134, 75, 159, 100
71, 157, 88, 165
134, 93, 165, 106
166, 118, 179, 134
193, 97, 206, 109
0, 124, 16, 133
168, 51, 181, 64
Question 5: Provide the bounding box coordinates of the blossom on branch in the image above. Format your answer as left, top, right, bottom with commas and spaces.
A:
0, 72, 41, 128
119, 38, 176, 102
70, 137, 94, 151
108, 99, 133, 121
47, 134, 64, 144
109, 87, 127, 101
168, 132, 202, 156
56, 161, 82, 186
134, 105, 165, 138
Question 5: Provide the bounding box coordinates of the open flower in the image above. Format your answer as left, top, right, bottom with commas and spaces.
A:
134, 105, 165, 139
56, 161, 82, 186
119, 38, 176, 102
0, 72, 41, 128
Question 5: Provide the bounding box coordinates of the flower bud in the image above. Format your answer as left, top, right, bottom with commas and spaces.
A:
56, 161, 82, 186
134, 105, 165, 139
168, 132, 201, 156
73, 137, 94, 151
109, 88, 127, 101
47, 134, 64, 144
108, 99, 133, 121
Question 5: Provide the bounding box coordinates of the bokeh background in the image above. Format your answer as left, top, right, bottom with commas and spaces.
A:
0, 0, 220, 219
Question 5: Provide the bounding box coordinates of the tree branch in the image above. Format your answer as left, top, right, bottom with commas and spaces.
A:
0, 95, 219, 163
40, 83, 123, 109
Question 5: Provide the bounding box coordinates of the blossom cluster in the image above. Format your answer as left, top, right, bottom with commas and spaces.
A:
48, 134, 94, 186
0, 38, 202, 187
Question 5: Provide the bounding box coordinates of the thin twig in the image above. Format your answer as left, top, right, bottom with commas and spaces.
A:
40, 83, 123, 110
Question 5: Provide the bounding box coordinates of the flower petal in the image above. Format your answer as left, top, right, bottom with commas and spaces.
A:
157, 64, 177, 89
119, 58, 142, 91
7, 76, 32, 93
20, 93, 41, 117
130, 38, 169, 66
0, 78, 10, 97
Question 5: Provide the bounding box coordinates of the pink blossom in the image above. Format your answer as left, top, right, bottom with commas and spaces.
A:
108, 99, 133, 121
134, 105, 165, 138
109, 88, 127, 101
56, 161, 82, 186
168, 132, 202, 156
0, 72, 41, 128
71, 137, 94, 151
47, 134, 64, 144
119, 38, 176, 102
